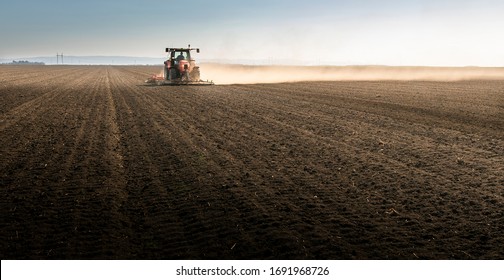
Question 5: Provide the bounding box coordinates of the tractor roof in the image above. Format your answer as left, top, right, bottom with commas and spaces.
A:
166, 47, 199, 52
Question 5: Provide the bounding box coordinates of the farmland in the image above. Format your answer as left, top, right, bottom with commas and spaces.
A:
1, 65, 503, 259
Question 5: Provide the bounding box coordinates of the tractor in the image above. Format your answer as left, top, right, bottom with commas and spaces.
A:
146, 45, 213, 85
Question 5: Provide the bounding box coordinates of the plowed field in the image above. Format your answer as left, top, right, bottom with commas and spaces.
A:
1, 65, 503, 259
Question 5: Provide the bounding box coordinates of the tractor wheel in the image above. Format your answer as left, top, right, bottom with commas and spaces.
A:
169, 68, 178, 80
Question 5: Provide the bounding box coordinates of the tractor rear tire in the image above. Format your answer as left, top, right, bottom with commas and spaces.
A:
169, 68, 178, 80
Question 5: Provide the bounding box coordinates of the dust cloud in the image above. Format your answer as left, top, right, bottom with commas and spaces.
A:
199, 64, 504, 85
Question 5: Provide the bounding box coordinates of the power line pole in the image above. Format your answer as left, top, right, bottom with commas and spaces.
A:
56, 53, 64, 65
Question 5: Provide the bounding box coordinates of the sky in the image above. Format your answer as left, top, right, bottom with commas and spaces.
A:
0, 0, 503, 66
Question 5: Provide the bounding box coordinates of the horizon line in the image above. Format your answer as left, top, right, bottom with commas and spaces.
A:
1, 56, 503, 68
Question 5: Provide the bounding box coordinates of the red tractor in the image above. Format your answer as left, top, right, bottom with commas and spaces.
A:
146, 45, 213, 85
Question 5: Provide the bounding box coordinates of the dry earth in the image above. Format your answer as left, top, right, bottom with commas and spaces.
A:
1, 65, 503, 259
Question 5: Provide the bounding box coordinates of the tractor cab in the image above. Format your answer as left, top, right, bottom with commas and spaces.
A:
171, 50, 190, 65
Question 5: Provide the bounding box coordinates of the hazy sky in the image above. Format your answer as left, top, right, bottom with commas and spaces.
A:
1, 0, 503, 66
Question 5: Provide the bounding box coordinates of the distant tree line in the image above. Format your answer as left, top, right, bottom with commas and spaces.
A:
2, 60, 45, 65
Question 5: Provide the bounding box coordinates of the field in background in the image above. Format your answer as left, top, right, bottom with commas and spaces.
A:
1, 65, 503, 259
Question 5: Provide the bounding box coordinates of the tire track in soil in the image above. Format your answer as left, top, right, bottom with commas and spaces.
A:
55, 67, 132, 258
105, 67, 192, 258
109, 68, 256, 258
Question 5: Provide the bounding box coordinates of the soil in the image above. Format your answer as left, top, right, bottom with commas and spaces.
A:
1, 65, 503, 259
